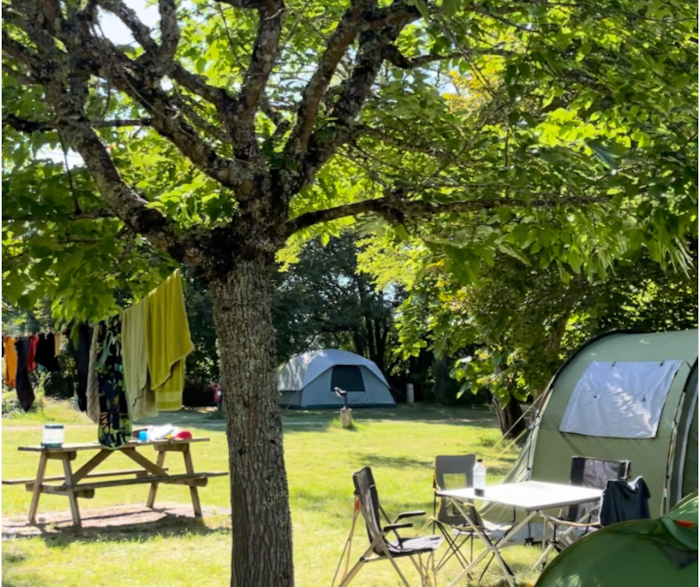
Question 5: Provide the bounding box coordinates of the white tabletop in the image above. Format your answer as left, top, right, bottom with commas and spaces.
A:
436, 480, 603, 512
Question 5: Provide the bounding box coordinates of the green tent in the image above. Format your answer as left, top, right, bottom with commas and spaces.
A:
534, 493, 698, 587
484, 329, 698, 529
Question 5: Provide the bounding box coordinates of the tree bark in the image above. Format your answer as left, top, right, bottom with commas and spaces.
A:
492, 394, 527, 439
210, 256, 293, 587
433, 355, 450, 405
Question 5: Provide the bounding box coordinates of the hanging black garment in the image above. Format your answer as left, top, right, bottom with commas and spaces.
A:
95, 316, 132, 449
68, 324, 91, 412
14, 338, 35, 411
34, 333, 60, 372
599, 477, 651, 526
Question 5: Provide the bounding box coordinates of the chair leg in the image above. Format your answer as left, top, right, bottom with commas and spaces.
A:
409, 554, 431, 587
336, 547, 371, 587
332, 506, 360, 587
435, 530, 470, 572
385, 554, 413, 587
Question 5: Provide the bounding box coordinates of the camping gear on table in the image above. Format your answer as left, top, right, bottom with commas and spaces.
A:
332, 466, 442, 587
481, 329, 698, 540
42, 424, 64, 448
279, 349, 395, 409
134, 424, 180, 441
474, 459, 487, 497
534, 493, 698, 587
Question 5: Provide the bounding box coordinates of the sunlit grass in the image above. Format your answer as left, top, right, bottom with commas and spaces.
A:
2, 405, 543, 586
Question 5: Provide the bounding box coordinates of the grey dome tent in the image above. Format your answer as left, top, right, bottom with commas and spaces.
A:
278, 349, 396, 409
483, 329, 698, 532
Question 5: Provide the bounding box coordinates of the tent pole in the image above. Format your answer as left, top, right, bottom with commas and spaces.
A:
675, 385, 697, 505
663, 385, 687, 515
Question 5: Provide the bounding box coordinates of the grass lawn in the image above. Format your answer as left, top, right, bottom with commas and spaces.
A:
2, 400, 544, 586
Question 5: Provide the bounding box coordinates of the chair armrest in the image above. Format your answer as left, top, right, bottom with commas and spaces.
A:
384, 522, 413, 532
394, 510, 425, 521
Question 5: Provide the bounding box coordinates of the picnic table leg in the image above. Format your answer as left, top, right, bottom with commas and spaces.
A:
146, 450, 167, 509
28, 453, 48, 524
182, 445, 203, 518
61, 454, 82, 528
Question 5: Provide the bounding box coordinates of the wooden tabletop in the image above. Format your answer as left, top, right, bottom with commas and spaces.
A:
18, 438, 210, 453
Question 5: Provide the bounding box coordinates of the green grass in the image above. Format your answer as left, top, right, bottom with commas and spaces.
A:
2, 405, 543, 586
3, 396, 94, 425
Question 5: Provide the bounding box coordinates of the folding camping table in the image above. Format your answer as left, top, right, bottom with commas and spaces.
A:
2, 438, 227, 528
437, 480, 603, 587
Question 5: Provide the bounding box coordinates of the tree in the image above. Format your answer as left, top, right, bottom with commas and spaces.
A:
275, 233, 402, 372
393, 242, 698, 435
2, 0, 696, 583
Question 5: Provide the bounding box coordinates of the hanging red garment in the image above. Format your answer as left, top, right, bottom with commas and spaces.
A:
27, 335, 39, 372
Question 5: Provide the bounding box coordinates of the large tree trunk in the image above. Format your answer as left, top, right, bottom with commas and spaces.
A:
210, 257, 294, 587
492, 394, 527, 440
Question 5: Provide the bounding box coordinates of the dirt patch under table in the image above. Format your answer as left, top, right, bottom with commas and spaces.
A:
2, 502, 232, 541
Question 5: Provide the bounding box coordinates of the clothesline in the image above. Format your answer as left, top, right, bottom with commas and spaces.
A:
2, 331, 62, 411
2, 270, 194, 451
77, 269, 194, 449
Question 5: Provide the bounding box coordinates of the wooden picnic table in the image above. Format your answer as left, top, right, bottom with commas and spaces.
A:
2, 437, 228, 528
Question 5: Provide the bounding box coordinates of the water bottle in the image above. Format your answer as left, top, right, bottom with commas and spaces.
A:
474, 458, 487, 497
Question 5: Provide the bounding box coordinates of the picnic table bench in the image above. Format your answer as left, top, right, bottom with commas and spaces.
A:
2, 437, 227, 528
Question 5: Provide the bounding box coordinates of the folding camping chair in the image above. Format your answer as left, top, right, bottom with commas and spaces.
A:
332, 467, 443, 587
432, 455, 513, 576
534, 456, 631, 569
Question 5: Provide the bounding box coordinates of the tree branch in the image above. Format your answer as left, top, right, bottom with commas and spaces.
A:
383, 45, 515, 69
233, 2, 285, 129
288, 8, 421, 193
56, 117, 202, 264
2, 113, 153, 133
284, 194, 611, 236
3, 210, 118, 222
157, 0, 180, 71
283, 0, 364, 160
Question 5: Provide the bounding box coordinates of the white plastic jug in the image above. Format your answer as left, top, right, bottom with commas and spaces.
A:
473, 458, 487, 496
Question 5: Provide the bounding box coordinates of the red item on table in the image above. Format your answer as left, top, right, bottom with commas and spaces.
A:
27, 335, 39, 372
174, 430, 193, 440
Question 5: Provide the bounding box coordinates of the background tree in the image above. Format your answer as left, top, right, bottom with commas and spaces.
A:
275, 232, 401, 371
383, 239, 698, 436
3, 0, 696, 584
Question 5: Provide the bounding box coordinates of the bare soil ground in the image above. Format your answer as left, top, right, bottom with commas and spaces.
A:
2, 502, 231, 540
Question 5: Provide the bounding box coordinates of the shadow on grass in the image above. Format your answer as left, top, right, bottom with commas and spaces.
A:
3, 507, 230, 550
353, 454, 434, 470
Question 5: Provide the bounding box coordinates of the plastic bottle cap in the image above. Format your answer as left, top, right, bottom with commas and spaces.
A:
477, 458, 483, 462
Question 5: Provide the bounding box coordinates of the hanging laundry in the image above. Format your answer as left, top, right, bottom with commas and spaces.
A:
68, 324, 91, 412
94, 315, 132, 449
123, 299, 157, 420
34, 333, 60, 371
86, 326, 101, 424
27, 334, 39, 372
3, 336, 18, 388
146, 270, 194, 411
14, 338, 35, 411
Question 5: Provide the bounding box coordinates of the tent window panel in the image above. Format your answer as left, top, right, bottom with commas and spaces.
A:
331, 365, 366, 392
560, 360, 683, 439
